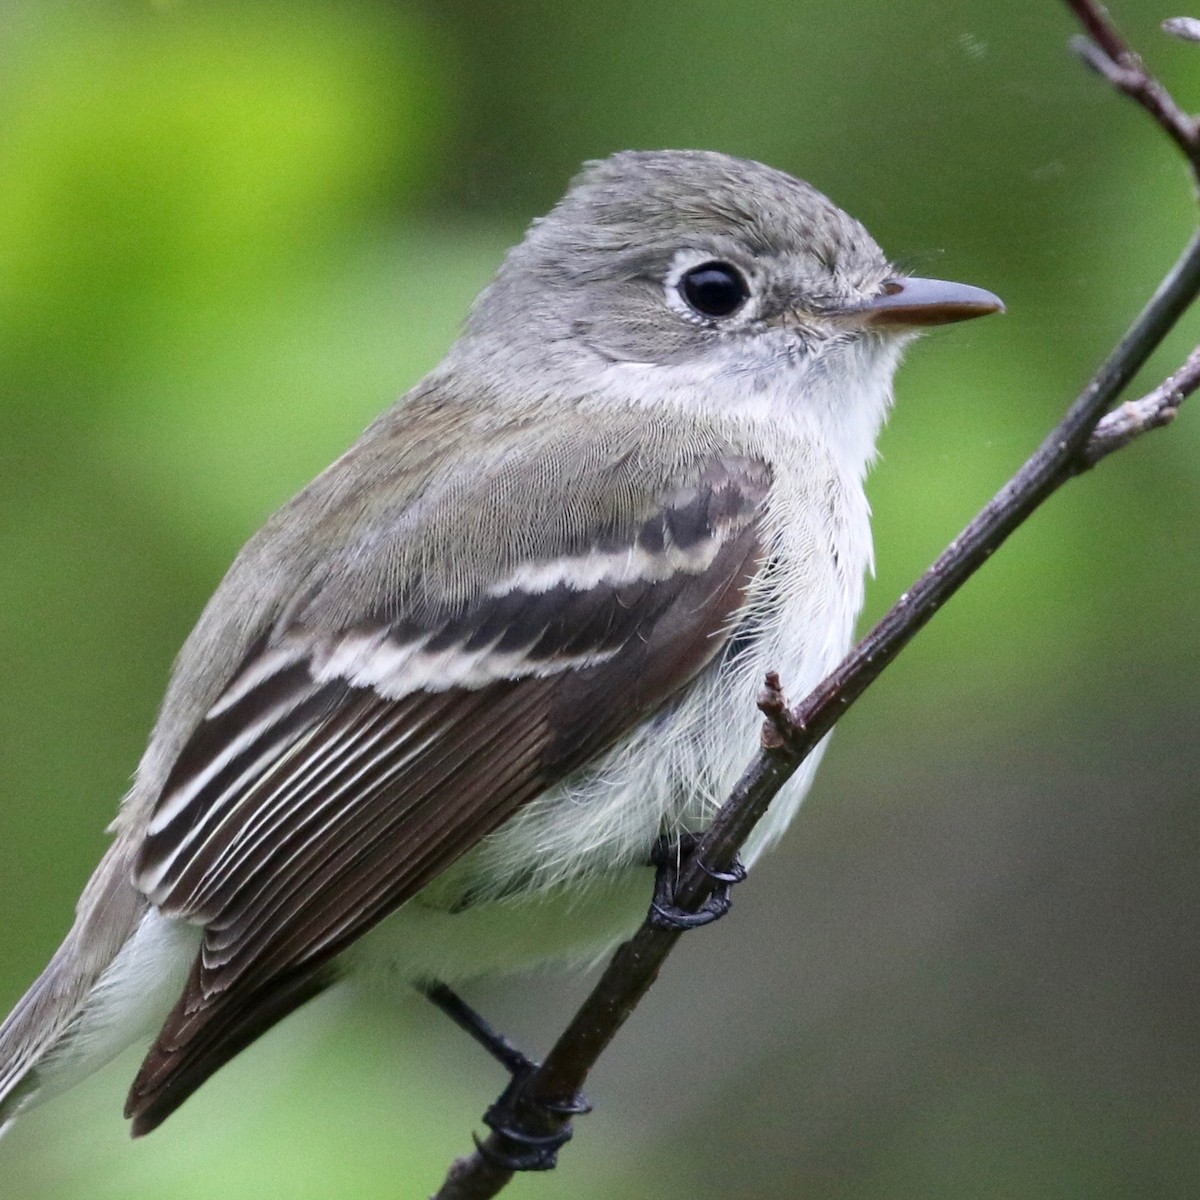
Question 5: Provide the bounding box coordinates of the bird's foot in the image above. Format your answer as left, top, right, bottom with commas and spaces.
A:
477, 1067, 592, 1171
648, 832, 747, 930
418, 980, 591, 1171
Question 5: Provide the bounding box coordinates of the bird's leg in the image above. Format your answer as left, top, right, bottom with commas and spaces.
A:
418, 980, 533, 1076
417, 980, 591, 1171
648, 831, 747, 930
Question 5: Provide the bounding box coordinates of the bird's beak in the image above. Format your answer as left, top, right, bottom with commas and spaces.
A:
838, 277, 1005, 328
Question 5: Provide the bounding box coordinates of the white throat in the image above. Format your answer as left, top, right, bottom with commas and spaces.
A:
587, 332, 906, 490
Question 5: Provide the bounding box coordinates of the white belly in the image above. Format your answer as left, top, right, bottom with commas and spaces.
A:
348, 866, 655, 985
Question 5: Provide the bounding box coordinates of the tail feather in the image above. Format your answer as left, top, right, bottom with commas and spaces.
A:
125, 959, 334, 1135
0, 837, 146, 1130
0, 981, 54, 1132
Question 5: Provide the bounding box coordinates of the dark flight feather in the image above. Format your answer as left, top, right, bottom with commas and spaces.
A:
124, 456, 770, 1133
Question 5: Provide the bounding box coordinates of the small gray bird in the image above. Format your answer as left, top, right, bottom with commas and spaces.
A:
0, 149, 1001, 1139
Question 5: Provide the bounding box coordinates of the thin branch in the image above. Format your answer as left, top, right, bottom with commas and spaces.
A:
433, 6, 1200, 1196
1065, 0, 1200, 179
1066, 0, 1134, 58
1082, 345, 1200, 465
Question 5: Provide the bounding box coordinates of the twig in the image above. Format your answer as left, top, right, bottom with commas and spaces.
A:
1065, 0, 1200, 180
432, 6, 1200, 1196
1082, 345, 1200, 465
1066, 0, 1133, 58
756, 671, 795, 751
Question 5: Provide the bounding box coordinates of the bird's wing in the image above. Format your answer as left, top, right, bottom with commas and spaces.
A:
125, 450, 770, 1133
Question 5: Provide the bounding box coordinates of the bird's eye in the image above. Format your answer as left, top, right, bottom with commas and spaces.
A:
678, 261, 750, 318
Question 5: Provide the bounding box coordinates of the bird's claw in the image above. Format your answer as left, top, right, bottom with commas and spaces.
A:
478, 1071, 591, 1171
648, 833, 746, 931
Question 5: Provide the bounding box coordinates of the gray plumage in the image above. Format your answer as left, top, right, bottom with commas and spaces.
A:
0, 149, 1000, 1138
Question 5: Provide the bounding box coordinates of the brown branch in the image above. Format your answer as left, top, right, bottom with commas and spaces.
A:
1066, 0, 1133, 58
1065, 0, 1200, 180
432, 6, 1200, 1197
1082, 345, 1200, 465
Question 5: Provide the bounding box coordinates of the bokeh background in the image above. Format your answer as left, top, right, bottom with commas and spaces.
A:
1, 1, 1197, 1197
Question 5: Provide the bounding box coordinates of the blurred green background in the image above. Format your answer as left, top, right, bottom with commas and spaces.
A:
1, 1, 1197, 1197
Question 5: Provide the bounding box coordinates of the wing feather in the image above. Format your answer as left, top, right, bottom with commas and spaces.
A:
125, 454, 771, 1132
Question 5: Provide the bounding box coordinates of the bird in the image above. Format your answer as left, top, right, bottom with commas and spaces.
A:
0, 148, 1001, 1142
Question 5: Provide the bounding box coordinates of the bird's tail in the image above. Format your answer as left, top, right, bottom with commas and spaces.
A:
0, 837, 147, 1134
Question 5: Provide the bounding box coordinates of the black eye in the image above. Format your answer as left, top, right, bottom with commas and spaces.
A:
678, 261, 750, 318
